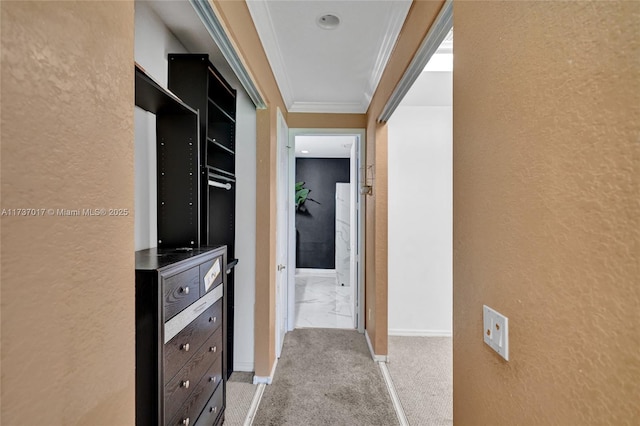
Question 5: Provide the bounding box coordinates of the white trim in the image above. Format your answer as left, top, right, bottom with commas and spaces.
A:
378, 0, 453, 122
252, 357, 278, 385
356, 132, 365, 334
388, 329, 453, 337
275, 107, 289, 359
379, 361, 410, 426
365, 0, 413, 107
365, 329, 389, 362
233, 361, 255, 372
244, 383, 266, 426
245, 0, 295, 110
189, 0, 266, 109
287, 130, 296, 332
288, 101, 368, 114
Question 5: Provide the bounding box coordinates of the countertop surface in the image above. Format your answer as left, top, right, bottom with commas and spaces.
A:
135, 246, 226, 271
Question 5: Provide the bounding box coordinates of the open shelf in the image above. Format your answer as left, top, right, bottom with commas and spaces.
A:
207, 67, 236, 113
208, 138, 235, 155
207, 124, 235, 153
208, 98, 235, 123
135, 63, 196, 116
207, 166, 235, 181
207, 139, 235, 174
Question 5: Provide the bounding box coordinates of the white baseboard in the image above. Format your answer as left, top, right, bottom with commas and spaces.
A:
379, 361, 409, 426
244, 383, 266, 426
365, 329, 389, 362
233, 361, 255, 372
388, 329, 452, 337
252, 357, 278, 385
295, 268, 336, 277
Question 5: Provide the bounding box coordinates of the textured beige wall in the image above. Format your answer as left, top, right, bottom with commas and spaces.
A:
287, 113, 366, 129
364, 0, 444, 355
453, 1, 640, 424
1, 2, 135, 424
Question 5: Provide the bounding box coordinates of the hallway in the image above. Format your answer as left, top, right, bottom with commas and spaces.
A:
240, 329, 453, 425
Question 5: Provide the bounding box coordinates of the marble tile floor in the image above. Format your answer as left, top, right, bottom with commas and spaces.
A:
294, 272, 354, 329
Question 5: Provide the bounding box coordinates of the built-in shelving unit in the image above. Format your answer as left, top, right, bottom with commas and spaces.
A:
168, 54, 238, 380
134, 63, 201, 248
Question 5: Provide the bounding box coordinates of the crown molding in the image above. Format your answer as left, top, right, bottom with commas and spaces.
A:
245, 0, 295, 110
364, 0, 413, 106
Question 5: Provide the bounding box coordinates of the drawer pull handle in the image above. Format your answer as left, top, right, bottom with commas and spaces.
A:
182, 418, 190, 426
180, 343, 190, 352
181, 380, 190, 389
209, 376, 217, 383
210, 346, 217, 353
209, 316, 217, 323
209, 406, 217, 414
179, 286, 190, 295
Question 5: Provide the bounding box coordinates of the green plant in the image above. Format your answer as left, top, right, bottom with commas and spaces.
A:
295, 181, 320, 213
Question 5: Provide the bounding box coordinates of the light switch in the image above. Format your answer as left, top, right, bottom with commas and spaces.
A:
483, 305, 509, 361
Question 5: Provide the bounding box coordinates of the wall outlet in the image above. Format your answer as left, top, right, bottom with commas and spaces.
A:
483, 305, 509, 361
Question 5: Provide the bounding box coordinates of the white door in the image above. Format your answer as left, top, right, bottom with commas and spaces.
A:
350, 141, 359, 329
335, 183, 351, 289
275, 109, 289, 358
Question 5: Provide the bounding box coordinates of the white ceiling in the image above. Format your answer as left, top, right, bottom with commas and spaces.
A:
295, 135, 355, 158
247, 0, 412, 113
143, 0, 449, 113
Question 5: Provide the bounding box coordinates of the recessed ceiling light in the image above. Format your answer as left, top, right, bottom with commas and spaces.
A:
301, 150, 309, 154
317, 14, 340, 30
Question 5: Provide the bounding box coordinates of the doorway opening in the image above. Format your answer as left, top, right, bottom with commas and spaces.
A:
279, 129, 365, 336
294, 135, 356, 329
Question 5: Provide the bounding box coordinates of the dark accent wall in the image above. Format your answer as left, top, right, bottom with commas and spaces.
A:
296, 158, 350, 269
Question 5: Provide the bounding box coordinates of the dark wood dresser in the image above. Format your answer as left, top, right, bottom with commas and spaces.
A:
135, 246, 227, 426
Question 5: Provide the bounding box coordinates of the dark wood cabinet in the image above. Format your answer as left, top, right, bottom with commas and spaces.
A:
135, 246, 227, 426
168, 54, 238, 379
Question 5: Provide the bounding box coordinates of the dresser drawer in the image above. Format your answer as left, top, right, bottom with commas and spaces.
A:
165, 327, 222, 421
194, 383, 224, 426
164, 299, 222, 384
163, 266, 200, 320
199, 255, 223, 296
165, 358, 222, 426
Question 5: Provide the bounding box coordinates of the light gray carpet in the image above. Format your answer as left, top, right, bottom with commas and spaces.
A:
226, 372, 257, 425
253, 328, 398, 426
388, 336, 452, 426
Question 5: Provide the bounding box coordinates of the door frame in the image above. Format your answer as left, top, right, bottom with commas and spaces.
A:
275, 108, 289, 358
286, 128, 366, 333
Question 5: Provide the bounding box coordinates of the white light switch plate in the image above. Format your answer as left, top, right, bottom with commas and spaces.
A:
483, 305, 509, 361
